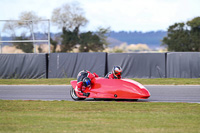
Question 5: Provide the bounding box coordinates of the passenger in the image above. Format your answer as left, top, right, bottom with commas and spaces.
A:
105, 66, 122, 79
76, 70, 99, 97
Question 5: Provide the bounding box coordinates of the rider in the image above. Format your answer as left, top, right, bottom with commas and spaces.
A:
105, 66, 122, 79
76, 70, 99, 97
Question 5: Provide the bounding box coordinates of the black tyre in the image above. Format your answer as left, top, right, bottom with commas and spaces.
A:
70, 87, 86, 101
132, 99, 138, 101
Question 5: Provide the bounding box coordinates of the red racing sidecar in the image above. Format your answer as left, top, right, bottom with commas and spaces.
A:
70, 77, 150, 101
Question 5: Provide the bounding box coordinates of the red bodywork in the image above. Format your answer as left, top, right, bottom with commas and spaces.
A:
70, 77, 150, 99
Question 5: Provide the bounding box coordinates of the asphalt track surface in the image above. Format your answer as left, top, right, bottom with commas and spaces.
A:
0, 85, 200, 103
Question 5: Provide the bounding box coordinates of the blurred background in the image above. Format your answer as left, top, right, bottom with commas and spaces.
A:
0, 0, 200, 53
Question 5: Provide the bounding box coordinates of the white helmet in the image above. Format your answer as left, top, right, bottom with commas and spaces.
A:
112, 66, 122, 77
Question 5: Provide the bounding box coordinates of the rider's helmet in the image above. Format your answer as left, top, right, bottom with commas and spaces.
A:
112, 66, 122, 78
83, 77, 91, 87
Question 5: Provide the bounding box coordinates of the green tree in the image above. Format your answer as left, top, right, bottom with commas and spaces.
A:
51, 2, 109, 52
51, 2, 88, 52
162, 17, 200, 51
79, 32, 102, 52
96, 27, 110, 48
61, 27, 79, 52
13, 36, 33, 53
78, 28, 110, 52
50, 37, 57, 53
187, 17, 200, 51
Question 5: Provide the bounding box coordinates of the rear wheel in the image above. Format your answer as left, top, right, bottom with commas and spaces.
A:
70, 87, 86, 101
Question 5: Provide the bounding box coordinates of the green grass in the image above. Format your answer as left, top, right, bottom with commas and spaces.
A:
0, 100, 200, 133
0, 78, 75, 85
0, 78, 200, 85
132, 78, 200, 85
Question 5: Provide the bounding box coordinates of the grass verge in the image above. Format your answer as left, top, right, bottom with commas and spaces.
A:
0, 78, 75, 85
0, 100, 199, 133
0, 78, 200, 85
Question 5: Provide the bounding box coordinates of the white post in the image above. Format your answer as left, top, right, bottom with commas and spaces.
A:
31, 20, 36, 53
48, 19, 50, 53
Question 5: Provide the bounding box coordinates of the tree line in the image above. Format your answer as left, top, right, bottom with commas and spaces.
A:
162, 17, 200, 52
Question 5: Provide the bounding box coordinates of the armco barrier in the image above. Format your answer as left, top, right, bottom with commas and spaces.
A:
0, 54, 47, 79
107, 53, 166, 78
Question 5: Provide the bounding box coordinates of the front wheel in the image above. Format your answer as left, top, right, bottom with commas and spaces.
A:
70, 87, 86, 101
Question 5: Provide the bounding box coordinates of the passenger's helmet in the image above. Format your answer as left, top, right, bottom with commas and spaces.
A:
83, 77, 91, 87
112, 66, 122, 77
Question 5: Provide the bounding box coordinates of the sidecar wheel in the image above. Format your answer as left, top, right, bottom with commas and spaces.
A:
70, 87, 86, 101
